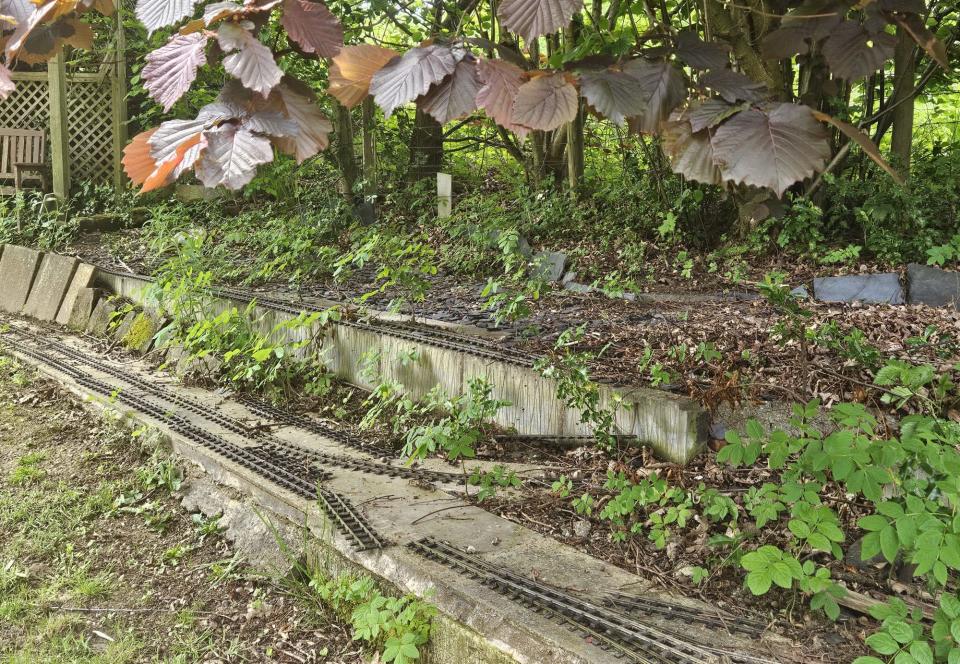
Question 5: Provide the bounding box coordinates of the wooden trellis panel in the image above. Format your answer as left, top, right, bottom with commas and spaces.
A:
0, 79, 49, 131
66, 75, 116, 184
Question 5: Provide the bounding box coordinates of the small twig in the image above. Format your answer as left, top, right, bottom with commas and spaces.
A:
410, 504, 469, 525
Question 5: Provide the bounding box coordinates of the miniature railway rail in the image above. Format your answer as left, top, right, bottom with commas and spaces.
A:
410, 537, 774, 664
606, 593, 766, 637
95, 265, 537, 368
2, 333, 388, 551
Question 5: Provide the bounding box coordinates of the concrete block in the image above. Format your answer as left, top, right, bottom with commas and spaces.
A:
121, 310, 164, 354
531, 251, 567, 283
907, 263, 960, 309
563, 281, 594, 294
813, 273, 904, 305
55, 263, 97, 326
85, 298, 119, 336
0, 244, 43, 314
66, 287, 102, 330
22, 253, 79, 321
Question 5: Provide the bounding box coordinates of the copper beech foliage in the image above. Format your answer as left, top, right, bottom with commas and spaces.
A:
0, 0, 949, 196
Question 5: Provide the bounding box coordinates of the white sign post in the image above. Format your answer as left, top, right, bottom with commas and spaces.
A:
437, 172, 452, 219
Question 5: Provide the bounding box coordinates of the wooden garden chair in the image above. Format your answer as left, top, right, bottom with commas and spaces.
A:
0, 128, 47, 194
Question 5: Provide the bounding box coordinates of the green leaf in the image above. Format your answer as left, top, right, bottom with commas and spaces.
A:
852, 658, 886, 664
951, 619, 960, 643
948, 649, 959, 664
865, 632, 899, 655
941, 595, 960, 619
889, 621, 915, 644
909, 641, 933, 664
770, 561, 795, 589
880, 526, 900, 563
894, 652, 917, 664
878, 501, 906, 519
896, 518, 917, 549
788, 519, 811, 538
746, 570, 772, 595
860, 514, 890, 532
807, 533, 833, 552
861, 531, 882, 561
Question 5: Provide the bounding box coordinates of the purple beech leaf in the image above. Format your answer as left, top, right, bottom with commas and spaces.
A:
419, 58, 482, 124
622, 59, 686, 134
217, 21, 283, 96
369, 44, 460, 117
203, 1, 244, 25
327, 44, 399, 108
0, 63, 14, 99
274, 80, 332, 162
811, 110, 904, 185
676, 30, 730, 71
889, 13, 948, 70
4, 0, 55, 61
281, 0, 343, 58
498, 0, 583, 43
135, 0, 201, 35
2, 0, 35, 27
476, 57, 529, 138
148, 117, 209, 164
143, 32, 209, 112
661, 111, 721, 186
578, 69, 648, 126
195, 124, 273, 190
760, 27, 811, 59
686, 98, 739, 133
245, 111, 298, 137
781, 0, 844, 40
711, 103, 831, 197
822, 20, 895, 80
700, 69, 767, 103
512, 72, 578, 132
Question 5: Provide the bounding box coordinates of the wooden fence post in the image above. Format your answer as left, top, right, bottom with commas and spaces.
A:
48, 47, 70, 199
111, 0, 129, 189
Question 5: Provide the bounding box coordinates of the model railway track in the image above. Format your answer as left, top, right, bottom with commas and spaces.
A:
94, 266, 536, 368
2, 335, 387, 552
410, 538, 774, 664
606, 593, 766, 637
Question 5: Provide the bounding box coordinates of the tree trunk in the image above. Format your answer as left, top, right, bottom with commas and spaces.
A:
408, 106, 444, 182
566, 103, 585, 191
361, 97, 378, 200
334, 102, 358, 198
891, 27, 916, 178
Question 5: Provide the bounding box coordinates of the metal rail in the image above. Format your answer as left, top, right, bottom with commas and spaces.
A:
2, 335, 388, 551
606, 593, 766, 637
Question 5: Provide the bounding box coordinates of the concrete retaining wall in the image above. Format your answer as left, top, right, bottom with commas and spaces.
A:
92, 269, 707, 463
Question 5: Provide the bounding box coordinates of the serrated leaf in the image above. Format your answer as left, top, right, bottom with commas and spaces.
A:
760, 26, 812, 59
880, 525, 900, 563
746, 570, 772, 595
476, 57, 529, 138
700, 68, 768, 104
888, 621, 914, 644
889, 13, 948, 70
861, 531, 882, 560
217, 22, 283, 96
0, 63, 14, 100
281, 0, 342, 58
272, 79, 332, 162
859, 514, 890, 532
865, 632, 899, 655
498, 0, 583, 43
135, 0, 200, 35
195, 124, 273, 190
327, 44, 398, 109
686, 99, 738, 133
910, 641, 933, 664
4, 0, 56, 60
711, 103, 830, 197
940, 594, 960, 619
661, 112, 721, 186
823, 21, 896, 81
419, 58, 481, 124
676, 30, 730, 70
622, 59, 686, 134
788, 519, 811, 538
579, 69, 648, 126
143, 32, 209, 112
812, 110, 904, 185
511, 72, 578, 131
122, 129, 160, 186
370, 44, 460, 118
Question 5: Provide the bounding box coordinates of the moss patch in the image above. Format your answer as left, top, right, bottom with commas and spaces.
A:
122, 312, 157, 353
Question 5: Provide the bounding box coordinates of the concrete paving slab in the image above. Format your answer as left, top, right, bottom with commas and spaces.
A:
66, 287, 102, 330
907, 263, 960, 309
55, 263, 97, 325
0, 244, 43, 314
813, 273, 904, 304
22, 252, 79, 321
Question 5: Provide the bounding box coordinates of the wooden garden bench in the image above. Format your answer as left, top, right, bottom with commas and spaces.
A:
0, 128, 47, 194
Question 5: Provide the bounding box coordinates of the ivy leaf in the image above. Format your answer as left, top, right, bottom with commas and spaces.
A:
217, 22, 283, 96
476, 57, 529, 138
511, 72, 578, 132
281, 0, 343, 58
195, 124, 273, 190
143, 32, 209, 112
710, 103, 830, 197
135, 0, 200, 35
327, 44, 399, 109
370, 44, 460, 117
419, 58, 482, 124
822, 21, 896, 81
497, 0, 583, 43
578, 69, 649, 126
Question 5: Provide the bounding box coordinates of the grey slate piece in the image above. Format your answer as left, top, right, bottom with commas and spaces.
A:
0, 244, 43, 314
66, 287, 102, 330
531, 251, 567, 282
906, 263, 960, 309
55, 263, 97, 325
22, 253, 79, 321
813, 273, 904, 305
